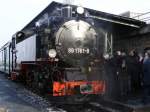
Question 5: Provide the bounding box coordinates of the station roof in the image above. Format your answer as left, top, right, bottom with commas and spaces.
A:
21, 1, 146, 33
0, 41, 11, 51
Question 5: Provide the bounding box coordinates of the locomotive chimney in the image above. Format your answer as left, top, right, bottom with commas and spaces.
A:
61, 0, 73, 18
63, 0, 74, 5
61, 5, 72, 18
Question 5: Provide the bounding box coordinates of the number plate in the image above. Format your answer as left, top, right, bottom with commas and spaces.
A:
80, 84, 93, 93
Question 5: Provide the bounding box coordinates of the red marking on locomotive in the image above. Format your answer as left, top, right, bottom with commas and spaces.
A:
53, 81, 105, 96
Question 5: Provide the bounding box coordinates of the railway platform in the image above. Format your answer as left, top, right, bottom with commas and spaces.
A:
0, 73, 64, 112
94, 94, 150, 112
0, 73, 43, 112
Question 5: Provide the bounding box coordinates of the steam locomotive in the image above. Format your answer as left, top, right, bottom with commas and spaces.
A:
1, 2, 138, 102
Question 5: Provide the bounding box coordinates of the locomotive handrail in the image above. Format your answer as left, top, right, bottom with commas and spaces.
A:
64, 68, 81, 71
88, 15, 141, 28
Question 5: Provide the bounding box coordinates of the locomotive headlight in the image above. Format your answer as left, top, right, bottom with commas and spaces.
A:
48, 49, 57, 58
77, 6, 84, 14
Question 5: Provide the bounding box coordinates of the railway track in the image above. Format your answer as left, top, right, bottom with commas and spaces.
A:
1, 74, 144, 112
50, 99, 134, 112
89, 100, 133, 112
11, 80, 150, 112
17, 84, 134, 112
10, 74, 148, 112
